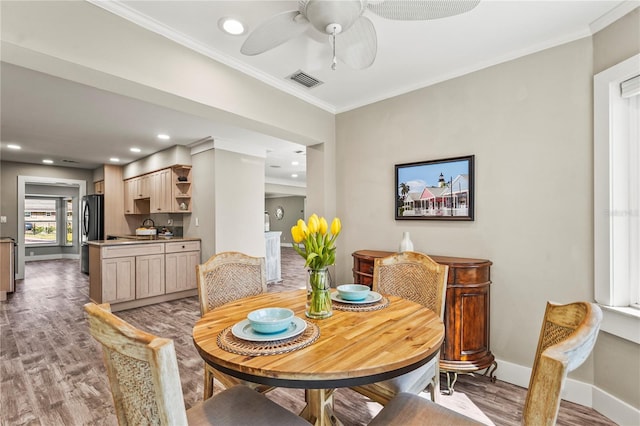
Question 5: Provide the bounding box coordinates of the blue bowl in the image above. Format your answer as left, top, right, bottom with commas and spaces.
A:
337, 284, 370, 301
247, 308, 294, 334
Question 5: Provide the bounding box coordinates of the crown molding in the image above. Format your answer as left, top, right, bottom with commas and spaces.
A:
590, 1, 639, 34
86, 0, 337, 114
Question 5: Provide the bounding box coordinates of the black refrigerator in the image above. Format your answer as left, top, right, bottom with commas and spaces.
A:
81, 194, 104, 274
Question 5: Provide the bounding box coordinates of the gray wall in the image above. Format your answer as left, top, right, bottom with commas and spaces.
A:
591, 7, 640, 409
0, 160, 92, 248
185, 148, 215, 262
265, 196, 305, 245
213, 149, 265, 257
337, 37, 595, 377
335, 8, 640, 410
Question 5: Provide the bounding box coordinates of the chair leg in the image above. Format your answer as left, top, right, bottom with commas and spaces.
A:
203, 366, 215, 400
430, 365, 440, 403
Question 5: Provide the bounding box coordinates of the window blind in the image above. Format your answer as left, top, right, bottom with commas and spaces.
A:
621, 74, 640, 98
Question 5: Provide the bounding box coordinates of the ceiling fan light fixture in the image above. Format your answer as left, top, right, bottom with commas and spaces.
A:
219, 17, 246, 35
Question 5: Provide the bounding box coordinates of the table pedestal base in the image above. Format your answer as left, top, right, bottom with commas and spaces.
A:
301, 389, 342, 426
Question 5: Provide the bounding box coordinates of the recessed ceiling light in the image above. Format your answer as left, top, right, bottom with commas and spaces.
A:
157, 134, 170, 140
291, 174, 298, 178
219, 17, 246, 35
110, 157, 120, 162
291, 161, 299, 166
130, 147, 141, 153
42, 159, 54, 164
7, 144, 21, 150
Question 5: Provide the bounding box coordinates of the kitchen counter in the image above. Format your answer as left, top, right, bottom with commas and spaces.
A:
88, 236, 200, 246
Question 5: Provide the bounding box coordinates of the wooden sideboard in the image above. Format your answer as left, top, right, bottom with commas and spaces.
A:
352, 250, 496, 393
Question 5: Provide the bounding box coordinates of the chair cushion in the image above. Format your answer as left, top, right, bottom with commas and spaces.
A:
369, 392, 482, 426
186, 385, 308, 425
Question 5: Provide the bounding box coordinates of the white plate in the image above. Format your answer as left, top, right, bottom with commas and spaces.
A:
331, 291, 382, 305
231, 317, 307, 342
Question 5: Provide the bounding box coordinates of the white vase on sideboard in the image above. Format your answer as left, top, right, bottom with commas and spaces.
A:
399, 232, 414, 252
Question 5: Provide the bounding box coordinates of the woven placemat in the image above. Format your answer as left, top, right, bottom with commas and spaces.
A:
332, 296, 390, 312
217, 321, 320, 356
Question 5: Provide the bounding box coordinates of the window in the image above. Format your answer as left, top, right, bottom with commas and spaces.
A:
594, 54, 640, 343
24, 198, 58, 246
66, 199, 73, 246
24, 197, 76, 247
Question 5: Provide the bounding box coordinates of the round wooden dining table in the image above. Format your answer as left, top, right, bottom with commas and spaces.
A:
192, 289, 444, 426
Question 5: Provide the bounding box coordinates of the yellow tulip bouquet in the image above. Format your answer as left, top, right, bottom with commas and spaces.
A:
291, 214, 342, 318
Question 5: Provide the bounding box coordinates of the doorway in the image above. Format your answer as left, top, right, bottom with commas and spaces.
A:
16, 176, 86, 280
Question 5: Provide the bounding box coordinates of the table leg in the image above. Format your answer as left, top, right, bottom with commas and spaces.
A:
300, 389, 343, 426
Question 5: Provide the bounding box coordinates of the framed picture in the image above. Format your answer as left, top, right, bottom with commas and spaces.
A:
395, 155, 474, 221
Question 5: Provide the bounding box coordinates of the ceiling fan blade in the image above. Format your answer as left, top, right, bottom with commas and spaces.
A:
241, 11, 310, 56
367, 0, 480, 20
335, 16, 377, 69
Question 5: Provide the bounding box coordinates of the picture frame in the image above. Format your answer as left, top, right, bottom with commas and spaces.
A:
395, 155, 474, 221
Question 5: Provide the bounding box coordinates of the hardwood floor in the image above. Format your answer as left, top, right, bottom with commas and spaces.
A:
0, 249, 616, 425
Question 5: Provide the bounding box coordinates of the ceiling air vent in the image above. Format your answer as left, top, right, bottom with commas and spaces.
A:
287, 70, 323, 89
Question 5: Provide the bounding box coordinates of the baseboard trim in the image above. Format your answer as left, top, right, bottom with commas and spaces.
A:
495, 358, 639, 425
593, 386, 640, 426
25, 254, 80, 262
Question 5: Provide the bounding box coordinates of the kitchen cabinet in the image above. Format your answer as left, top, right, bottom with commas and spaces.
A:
124, 179, 136, 214
101, 257, 136, 303
172, 166, 192, 212
165, 240, 200, 293
0, 238, 15, 301
150, 169, 172, 213
89, 239, 200, 312
134, 175, 151, 199
136, 253, 165, 298
99, 164, 128, 236
124, 166, 192, 214
94, 180, 104, 194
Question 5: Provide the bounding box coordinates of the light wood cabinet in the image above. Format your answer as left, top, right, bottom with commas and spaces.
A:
100, 165, 128, 236
172, 166, 192, 212
124, 179, 136, 214
136, 253, 165, 298
101, 257, 136, 303
94, 180, 104, 194
165, 240, 200, 293
124, 166, 192, 214
150, 169, 172, 213
0, 239, 15, 301
135, 175, 151, 199
89, 240, 200, 311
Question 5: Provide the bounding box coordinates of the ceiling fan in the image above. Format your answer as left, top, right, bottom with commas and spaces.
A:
241, 0, 481, 70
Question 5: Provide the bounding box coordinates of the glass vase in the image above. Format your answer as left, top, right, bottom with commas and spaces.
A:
306, 268, 333, 319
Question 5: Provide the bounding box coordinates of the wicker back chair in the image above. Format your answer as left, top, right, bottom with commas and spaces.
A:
84, 302, 308, 426
196, 251, 271, 399
369, 301, 602, 426
523, 301, 602, 425
196, 251, 267, 315
351, 251, 449, 404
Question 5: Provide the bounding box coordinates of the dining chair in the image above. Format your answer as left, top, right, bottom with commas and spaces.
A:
84, 302, 308, 426
351, 251, 449, 405
369, 301, 603, 426
196, 251, 273, 399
